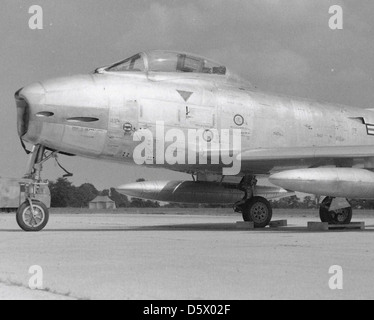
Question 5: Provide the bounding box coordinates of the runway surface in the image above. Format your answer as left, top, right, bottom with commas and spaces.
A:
0, 210, 373, 300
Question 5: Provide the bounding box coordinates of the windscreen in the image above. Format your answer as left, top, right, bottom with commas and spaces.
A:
106, 54, 145, 72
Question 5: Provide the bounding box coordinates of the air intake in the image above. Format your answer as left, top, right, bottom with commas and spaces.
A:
15, 88, 30, 137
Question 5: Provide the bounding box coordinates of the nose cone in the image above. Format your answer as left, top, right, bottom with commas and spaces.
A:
41, 75, 94, 92
38, 75, 100, 108
15, 74, 104, 151
16, 82, 46, 103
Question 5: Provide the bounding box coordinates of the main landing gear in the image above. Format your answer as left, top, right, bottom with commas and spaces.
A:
319, 197, 353, 225
234, 176, 273, 228
233, 176, 353, 228
241, 197, 273, 228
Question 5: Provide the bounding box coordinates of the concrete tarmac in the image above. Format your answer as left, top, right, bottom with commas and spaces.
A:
0, 210, 373, 300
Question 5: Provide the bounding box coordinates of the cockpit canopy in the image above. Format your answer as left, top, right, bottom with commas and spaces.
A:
104, 50, 227, 76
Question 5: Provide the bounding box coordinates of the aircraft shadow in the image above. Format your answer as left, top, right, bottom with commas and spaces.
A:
1, 223, 374, 233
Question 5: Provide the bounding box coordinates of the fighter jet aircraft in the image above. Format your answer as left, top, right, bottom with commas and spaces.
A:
13, 50, 374, 231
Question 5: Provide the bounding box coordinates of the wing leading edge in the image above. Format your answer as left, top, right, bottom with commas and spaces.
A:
238, 145, 374, 161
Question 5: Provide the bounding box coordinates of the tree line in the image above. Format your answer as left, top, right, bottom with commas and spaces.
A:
49, 178, 374, 209
49, 178, 160, 208
270, 196, 374, 210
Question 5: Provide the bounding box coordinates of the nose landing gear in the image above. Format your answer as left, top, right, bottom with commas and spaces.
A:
15, 144, 55, 232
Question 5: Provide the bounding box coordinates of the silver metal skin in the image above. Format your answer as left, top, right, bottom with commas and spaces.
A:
117, 180, 293, 204
269, 168, 374, 199
14, 50, 374, 203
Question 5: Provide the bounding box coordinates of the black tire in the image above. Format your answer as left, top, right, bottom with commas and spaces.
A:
242, 197, 273, 228
16, 200, 49, 232
319, 197, 352, 225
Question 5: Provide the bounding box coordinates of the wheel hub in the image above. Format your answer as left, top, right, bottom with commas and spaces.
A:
22, 205, 44, 228
250, 203, 269, 223
334, 209, 350, 223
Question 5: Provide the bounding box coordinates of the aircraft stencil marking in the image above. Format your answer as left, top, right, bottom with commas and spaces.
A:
234, 114, 244, 126
366, 124, 374, 135
177, 90, 193, 102
123, 122, 133, 133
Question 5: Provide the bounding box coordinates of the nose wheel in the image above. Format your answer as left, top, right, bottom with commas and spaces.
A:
16, 199, 49, 232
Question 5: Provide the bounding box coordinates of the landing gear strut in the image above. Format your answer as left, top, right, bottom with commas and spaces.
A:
319, 197, 353, 225
16, 144, 55, 232
234, 176, 273, 228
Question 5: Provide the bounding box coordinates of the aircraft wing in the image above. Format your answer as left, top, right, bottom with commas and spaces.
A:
238, 145, 374, 161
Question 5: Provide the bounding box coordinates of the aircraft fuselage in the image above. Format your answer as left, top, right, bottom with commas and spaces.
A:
18, 71, 374, 176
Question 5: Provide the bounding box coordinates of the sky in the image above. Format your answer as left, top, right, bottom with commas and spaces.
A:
1, 0, 374, 190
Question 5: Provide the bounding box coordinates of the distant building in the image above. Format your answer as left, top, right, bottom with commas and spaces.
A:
89, 196, 116, 210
